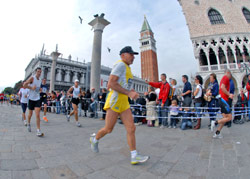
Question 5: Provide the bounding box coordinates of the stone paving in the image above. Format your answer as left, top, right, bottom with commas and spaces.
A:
1, 104, 250, 179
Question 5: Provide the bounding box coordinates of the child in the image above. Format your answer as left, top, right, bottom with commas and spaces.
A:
180, 107, 193, 130
169, 100, 179, 128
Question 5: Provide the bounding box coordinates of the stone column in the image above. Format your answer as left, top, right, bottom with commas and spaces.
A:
65, 70, 70, 82
80, 73, 85, 84
215, 52, 221, 70
205, 51, 211, 71
50, 46, 61, 92
47, 68, 51, 80
89, 16, 110, 92
73, 71, 78, 82
233, 50, 239, 69
224, 52, 230, 69
56, 69, 62, 82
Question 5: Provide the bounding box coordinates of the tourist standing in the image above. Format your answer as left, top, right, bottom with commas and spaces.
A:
90, 46, 149, 165
145, 86, 157, 127
90, 88, 98, 118
99, 88, 107, 120
23, 67, 44, 137
181, 75, 192, 107
246, 74, 250, 121
193, 75, 203, 130
147, 73, 171, 128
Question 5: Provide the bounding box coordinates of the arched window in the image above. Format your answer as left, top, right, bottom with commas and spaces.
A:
242, 8, 250, 23
208, 9, 225, 25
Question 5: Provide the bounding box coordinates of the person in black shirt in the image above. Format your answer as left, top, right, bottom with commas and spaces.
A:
181, 75, 192, 107
100, 88, 107, 120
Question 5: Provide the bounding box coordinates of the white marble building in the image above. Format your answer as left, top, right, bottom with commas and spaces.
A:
24, 51, 148, 93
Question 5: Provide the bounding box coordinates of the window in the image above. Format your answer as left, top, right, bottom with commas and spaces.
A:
243, 8, 250, 23
208, 9, 225, 25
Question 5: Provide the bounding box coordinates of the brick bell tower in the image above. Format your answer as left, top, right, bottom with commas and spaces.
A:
140, 15, 159, 82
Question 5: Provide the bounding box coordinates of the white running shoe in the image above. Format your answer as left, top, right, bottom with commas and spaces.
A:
160, 125, 165, 129
211, 121, 216, 132
36, 130, 44, 137
213, 133, 223, 139
90, 133, 99, 153
24, 120, 27, 126
27, 124, 31, 132
131, 154, 150, 165
76, 122, 81, 127
66, 115, 70, 122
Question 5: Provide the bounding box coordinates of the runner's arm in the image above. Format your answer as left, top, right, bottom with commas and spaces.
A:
221, 84, 230, 96
108, 75, 139, 99
67, 87, 73, 96
23, 77, 35, 90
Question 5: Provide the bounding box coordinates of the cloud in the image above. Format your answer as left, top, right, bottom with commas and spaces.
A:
0, 0, 197, 88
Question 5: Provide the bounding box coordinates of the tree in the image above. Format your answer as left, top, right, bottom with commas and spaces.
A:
13, 80, 22, 94
3, 87, 14, 94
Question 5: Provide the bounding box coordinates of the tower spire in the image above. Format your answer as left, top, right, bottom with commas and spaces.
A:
141, 15, 152, 32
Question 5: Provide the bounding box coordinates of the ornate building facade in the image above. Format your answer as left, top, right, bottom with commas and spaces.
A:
24, 49, 148, 93
179, 0, 250, 94
140, 16, 159, 82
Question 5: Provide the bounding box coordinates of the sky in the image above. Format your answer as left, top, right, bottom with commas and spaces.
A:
0, 0, 197, 91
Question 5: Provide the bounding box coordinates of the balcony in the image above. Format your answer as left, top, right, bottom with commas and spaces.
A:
199, 63, 238, 72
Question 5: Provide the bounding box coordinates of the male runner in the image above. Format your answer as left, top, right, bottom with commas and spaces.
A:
90, 46, 149, 165
67, 79, 82, 127
40, 78, 49, 122
18, 81, 29, 126
24, 67, 44, 137
211, 70, 234, 138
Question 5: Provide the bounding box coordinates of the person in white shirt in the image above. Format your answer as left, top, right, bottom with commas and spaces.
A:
193, 75, 203, 130
18, 81, 30, 126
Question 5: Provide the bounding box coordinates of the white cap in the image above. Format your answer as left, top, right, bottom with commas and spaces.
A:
75, 79, 79, 83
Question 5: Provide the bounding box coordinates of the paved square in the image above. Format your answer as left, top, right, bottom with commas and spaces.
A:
1, 105, 250, 179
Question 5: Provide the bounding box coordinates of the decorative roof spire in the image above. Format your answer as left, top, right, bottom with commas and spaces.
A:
141, 15, 152, 32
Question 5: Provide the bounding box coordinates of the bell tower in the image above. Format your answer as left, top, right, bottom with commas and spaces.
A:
140, 15, 159, 82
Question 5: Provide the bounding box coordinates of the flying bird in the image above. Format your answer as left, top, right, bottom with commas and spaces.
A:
78, 16, 83, 24
107, 47, 111, 53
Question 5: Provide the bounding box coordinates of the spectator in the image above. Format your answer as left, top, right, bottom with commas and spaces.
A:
145, 86, 157, 127
60, 91, 66, 114
100, 88, 107, 120
56, 91, 61, 114
90, 88, 98, 118
169, 99, 179, 128
51, 91, 56, 113
206, 73, 219, 128
233, 88, 248, 124
181, 75, 192, 107
83, 89, 91, 117
193, 75, 203, 130
180, 107, 193, 130
147, 73, 171, 128
170, 79, 178, 101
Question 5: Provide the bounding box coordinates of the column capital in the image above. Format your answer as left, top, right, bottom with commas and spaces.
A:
88, 17, 110, 31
